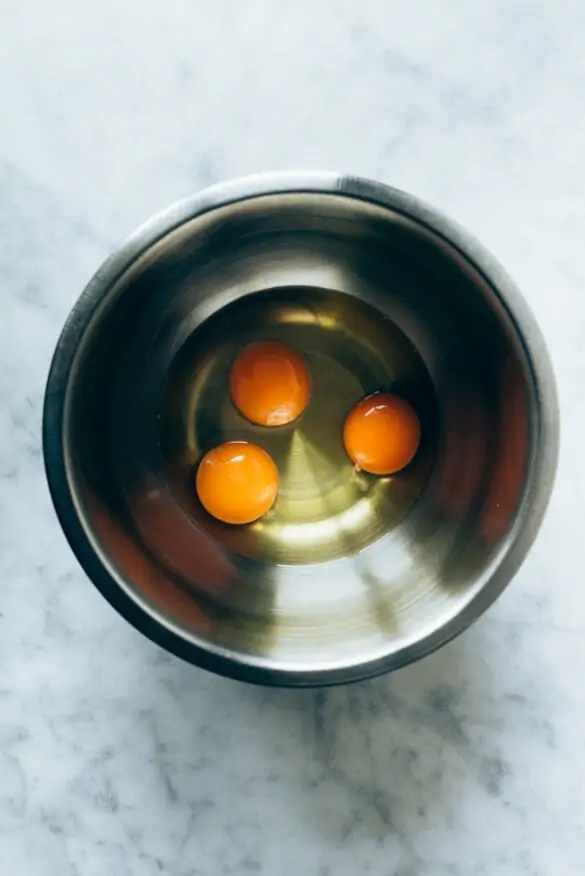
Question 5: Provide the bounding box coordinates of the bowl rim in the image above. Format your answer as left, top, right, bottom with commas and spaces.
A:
43, 171, 560, 687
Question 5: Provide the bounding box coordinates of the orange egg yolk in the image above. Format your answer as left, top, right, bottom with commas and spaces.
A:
196, 441, 279, 525
343, 392, 421, 475
229, 341, 310, 426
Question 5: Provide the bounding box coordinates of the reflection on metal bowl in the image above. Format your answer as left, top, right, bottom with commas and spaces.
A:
43, 173, 559, 686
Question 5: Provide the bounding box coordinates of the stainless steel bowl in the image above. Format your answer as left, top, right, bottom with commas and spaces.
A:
43, 172, 559, 686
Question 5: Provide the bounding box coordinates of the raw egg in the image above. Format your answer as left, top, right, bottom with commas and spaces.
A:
196, 441, 279, 525
343, 392, 421, 475
230, 340, 310, 426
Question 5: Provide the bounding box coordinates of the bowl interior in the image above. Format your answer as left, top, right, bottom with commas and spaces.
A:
162, 286, 439, 565
61, 190, 536, 680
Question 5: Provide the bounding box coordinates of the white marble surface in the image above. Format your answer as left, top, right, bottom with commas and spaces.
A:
1, 0, 583, 873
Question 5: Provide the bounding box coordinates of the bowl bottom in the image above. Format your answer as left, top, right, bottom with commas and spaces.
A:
161, 287, 439, 565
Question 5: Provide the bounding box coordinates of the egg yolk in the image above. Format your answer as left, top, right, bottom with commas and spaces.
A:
343, 392, 421, 475
230, 341, 310, 426
196, 441, 279, 525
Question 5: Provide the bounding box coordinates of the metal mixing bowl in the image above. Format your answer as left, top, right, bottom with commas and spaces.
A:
43, 173, 559, 686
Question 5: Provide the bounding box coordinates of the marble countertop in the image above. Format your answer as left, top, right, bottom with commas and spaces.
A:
1, 1, 583, 873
